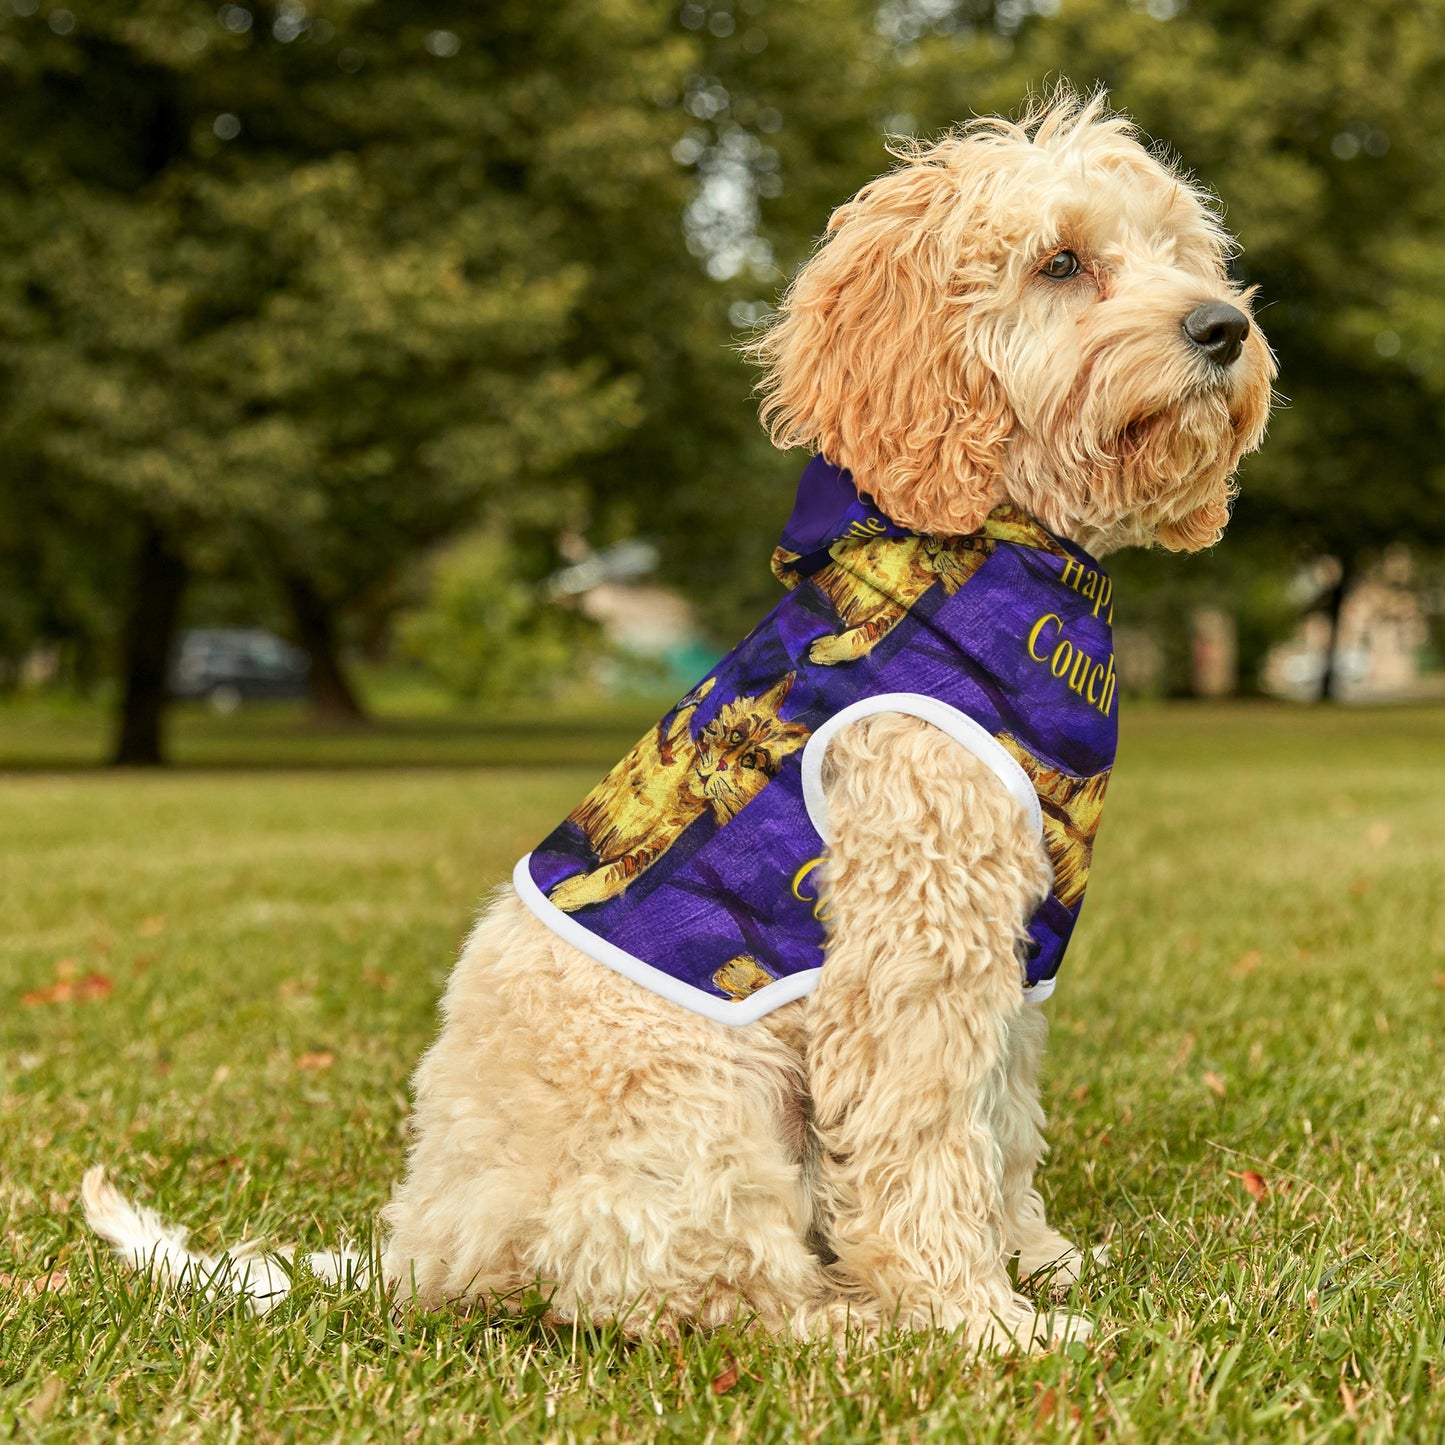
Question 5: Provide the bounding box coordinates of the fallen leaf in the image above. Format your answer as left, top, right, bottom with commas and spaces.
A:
138, 915, 167, 937
1204, 1071, 1227, 1098
21, 973, 112, 1007
0, 1268, 69, 1298
1232, 950, 1263, 977
1228, 1169, 1268, 1201
1167, 1033, 1196, 1072
27, 1374, 64, 1423
54, 958, 78, 980
1364, 822, 1391, 849
296, 1051, 335, 1072
1348, 876, 1371, 899
1433, 973, 1445, 990
21, 982, 70, 1006
1096, 1131, 1111, 1147
1034, 1386, 1058, 1425
361, 968, 394, 991
710, 1359, 739, 1396
1070, 1083, 1089, 1103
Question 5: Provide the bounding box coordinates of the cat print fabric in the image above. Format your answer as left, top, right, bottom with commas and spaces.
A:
517, 455, 1119, 1025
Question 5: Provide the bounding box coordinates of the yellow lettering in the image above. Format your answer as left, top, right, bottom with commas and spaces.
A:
1060, 558, 1084, 591
1051, 640, 1074, 678
1094, 577, 1113, 622
791, 856, 832, 922
1068, 647, 1093, 695
1081, 570, 1098, 601
1027, 613, 1062, 662
1099, 654, 1116, 716
1086, 662, 1103, 704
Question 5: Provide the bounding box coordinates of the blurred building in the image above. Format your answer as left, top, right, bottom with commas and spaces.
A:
1262, 550, 1440, 701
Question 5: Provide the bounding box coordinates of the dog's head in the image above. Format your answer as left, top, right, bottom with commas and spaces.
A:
751, 89, 1275, 553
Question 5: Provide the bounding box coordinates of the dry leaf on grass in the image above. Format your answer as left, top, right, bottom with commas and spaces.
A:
295, 1051, 335, 1071
1034, 1386, 1058, 1425
1167, 1034, 1196, 1072
137, 915, 167, 937
21, 973, 113, 1007
0, 1268, 69, 1298
27, 1375, 64, 1424
1204, 1071, 1227, 1098
1228, 1169, 1269, 1201
710, 1359, 739, 1396
1232, 950, 1263, 977
361, 968, 394, 991
1364, 822, 1391, 849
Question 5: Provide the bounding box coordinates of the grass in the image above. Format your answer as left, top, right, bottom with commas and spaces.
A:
1, 700, 1443, 1442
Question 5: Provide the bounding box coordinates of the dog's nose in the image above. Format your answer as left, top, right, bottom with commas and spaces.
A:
1182, 302, 1250, 366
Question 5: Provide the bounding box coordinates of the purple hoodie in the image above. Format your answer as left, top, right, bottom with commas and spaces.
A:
516, 457, 1118, 1025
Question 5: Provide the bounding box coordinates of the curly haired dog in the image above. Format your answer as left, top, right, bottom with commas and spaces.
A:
85, 91, 1273, 1350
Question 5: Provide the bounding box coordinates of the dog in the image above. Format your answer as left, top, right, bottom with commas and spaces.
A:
85, 89, 1273, 1351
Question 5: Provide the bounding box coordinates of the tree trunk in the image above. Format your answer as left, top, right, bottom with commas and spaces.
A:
1317, 555, 1355, 703
283, 572, 366, 724
111, 521, 187, 766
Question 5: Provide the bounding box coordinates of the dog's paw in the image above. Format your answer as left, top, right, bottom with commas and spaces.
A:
1017, 1239, 1109, 1294
970, 1297, 1093, 1353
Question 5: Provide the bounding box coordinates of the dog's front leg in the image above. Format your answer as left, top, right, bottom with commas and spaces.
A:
805, 712, 1088, 1350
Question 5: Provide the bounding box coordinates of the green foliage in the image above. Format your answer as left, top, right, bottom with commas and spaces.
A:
396, 532, 597, 704
4, 0, 1445, 700
2, 704, 1444, 1438
0, 0, 699, 664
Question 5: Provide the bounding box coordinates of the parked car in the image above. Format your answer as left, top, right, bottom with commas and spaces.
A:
169, 629, 310, 712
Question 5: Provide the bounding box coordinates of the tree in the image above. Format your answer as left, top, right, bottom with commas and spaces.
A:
0, 1, 698, 758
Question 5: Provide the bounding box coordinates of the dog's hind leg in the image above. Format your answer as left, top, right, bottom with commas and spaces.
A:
804, 712, 1091, 1350
992, 1004, 1096, 1291
383, 894, 832, 1338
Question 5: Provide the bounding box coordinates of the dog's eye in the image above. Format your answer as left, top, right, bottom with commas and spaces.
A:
1041, 250, 1081, 280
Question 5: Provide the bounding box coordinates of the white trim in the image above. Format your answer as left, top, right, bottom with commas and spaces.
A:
797, 692, 1043, 843
1022, 977, 1056, 1004
512, 855, 821, 1027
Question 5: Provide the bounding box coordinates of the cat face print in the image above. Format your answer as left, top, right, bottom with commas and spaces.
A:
694, 675, 809, 823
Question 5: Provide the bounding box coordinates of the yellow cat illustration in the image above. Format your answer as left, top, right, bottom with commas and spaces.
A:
804, 534, 991, 665
712, 954, 778, 1001
786, 504, 1070, 667
997, 735, 1110, 908
547, 675, 811, 911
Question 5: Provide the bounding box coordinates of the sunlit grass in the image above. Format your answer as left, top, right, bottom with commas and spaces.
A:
2, 703, 1443, 1441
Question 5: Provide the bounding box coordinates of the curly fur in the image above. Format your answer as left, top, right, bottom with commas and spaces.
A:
85, 87, 1272, 1353
749, 91, 1273, 553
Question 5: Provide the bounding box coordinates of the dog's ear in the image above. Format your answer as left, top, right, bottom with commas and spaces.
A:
749, 146, 1013, 536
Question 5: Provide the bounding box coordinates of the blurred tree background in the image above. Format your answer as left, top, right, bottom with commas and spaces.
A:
1, 0, 1442, 762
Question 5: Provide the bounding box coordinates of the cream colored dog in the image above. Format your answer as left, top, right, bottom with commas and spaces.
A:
85, 91, 1273, 1350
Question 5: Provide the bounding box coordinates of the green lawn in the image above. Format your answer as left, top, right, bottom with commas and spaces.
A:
2, 703, 1443, 1442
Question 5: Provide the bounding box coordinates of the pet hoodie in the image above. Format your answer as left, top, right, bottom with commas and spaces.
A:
515, 456, 1118, 1025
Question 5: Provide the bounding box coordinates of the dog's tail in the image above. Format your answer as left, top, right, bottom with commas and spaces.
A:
81, 1166, 368, 1315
